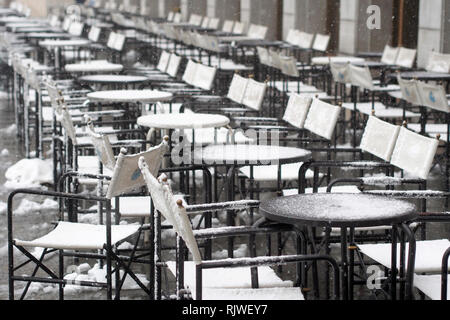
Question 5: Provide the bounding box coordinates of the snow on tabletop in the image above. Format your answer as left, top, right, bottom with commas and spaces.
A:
263, 193, 416, 223
137, 113, 229, 129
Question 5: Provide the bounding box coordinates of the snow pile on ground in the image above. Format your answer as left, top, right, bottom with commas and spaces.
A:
212, 243, 248, 259
0, 149, 9, 157
13, 198, 58, 216
0, 124, 16, 136
0, 201, 6, 215
0, 91, 8, 100
4, 158, 53, 189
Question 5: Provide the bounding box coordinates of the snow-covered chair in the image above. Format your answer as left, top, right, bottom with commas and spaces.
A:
395, 47, 416, 69
425, 52, 450, 74
312, 34, 330, 53
138, 158, 340, 300
381, 45, 399, 65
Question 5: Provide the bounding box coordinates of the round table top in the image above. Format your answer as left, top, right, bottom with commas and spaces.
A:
78, 74, 150, 84
137, 113, 229, 129
357, 51, 383, 58
260, 193, 417, 228
65, 61, 124, 73
193, 144, 312, 165
39, 39, 90, 47
391, 71, 450, 81
312, 56, 365, 65
87, 89, 173, 103
352, 61, 391, 68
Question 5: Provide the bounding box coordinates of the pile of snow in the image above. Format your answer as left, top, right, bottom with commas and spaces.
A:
1, 149, 9, 157
212, 243, 248, 259
5, 158, 53, 189
0, 91, 8, 100
0, 201, 6, 215
13, 198, 58, 216
0, 124, 16, 136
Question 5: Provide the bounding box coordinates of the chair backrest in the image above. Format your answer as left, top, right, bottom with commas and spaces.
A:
297, 31, 314, 49
417, 81, 449, 113
68, 21, 84, 36
330, 62, 351, 84
222, 20, 234, 33
208, 18, 220, 30
88, 26, 101, 42
268, 50, 283, 70
204, 35, 220, 52
56, 104, 78, 145
167, 11, 174, 22
280, 55, 299, 77
312, 34, 330, 52
166, 53, 182, 78
425, 52, 450, 73
85, 117, 116, 171
285, 29, 298, 44
348, 64, 374, 90
182, 60, 198, 86
397, 75, 423, 106
106, 138, 168, 198
227, 73, 250, 104
232, 21, 245, 34
390, 127, 439, 179
193, 64, 217, 91
257, 46, 271, 66
62, 16, 72, 31
359, 116, 401, 162
113, 33, 126, 51
381, 45, 399, 65
106, 32, 117, 49
157, 50, 171, 73
395, 47, 416, 68
201, 17, 210, 29
282, 94, 312, 129
242, 79, 267, 111
304, 98, 341, 140
189, 14, 203, 26
173, 13, 182, 23
139, 159, 202, 264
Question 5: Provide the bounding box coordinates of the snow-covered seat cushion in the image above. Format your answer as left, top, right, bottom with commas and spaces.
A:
14, 221, 139, 250
239, 162, 321, 182
167, 261, 301, 300
414, 274, 449, 300
358, 239, 450, 273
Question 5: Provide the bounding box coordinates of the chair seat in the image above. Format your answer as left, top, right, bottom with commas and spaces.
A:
240, 162, 320, 182
184, 127, 254, 145
198, 287, 304, 300
342, 102, 420, 119
358, 239, 450, 273
167, 261, 299, 300
14, 221, 140, 250
414, 274, 449, 300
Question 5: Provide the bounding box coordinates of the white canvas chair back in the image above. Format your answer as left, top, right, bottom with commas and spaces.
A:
113, 33, 126, 51
397, 75, 423, 106
417, 81, 449, 113
88, 26, 101, 42
182, 60, 198, 86
222, 20, 234, 33
68, 22, 84, 36
247, 24, 259, 38
193, 64, 216, 91
232, 21, 245, 34
348, 64, 374, 90
167, 11, 174, 22
360, 116, 401, 162
166, 53, 182, 78
312, 34, 330, 52
390, 127, 439, 179
201, 17, 210, 29
381, 45, 399, 65
286, 29, 299, 45
426, 52, 450, 73
242, 79, 267, 111
297, 32, 314, 49
173, 13, 182, 23
204, 35, 220, 52
227, 73, 249, 104
304, 99, 341, 140
208, 18, 220, 30
282, 94, 312, 129
257, 46, 271, 66
106, 138, 168, 198
157, 50, 171, 73
395, 47, 416, 68
62, 17, 72, 32
268, 50, 283, 70
189, 14, 203, 26
139, 159, 202, 264
330, 62, 350, 84
106, 32, 117, 49
56, 105, 78, 145
280, 55, 299, 77
85, 117, 116, 171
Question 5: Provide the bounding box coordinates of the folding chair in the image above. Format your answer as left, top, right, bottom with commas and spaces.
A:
138, 158, 340, 300
425, 52, 450, 74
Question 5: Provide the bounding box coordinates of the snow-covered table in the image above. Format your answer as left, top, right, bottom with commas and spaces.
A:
137, 113, 229, 130
77, 74, 150, 89
312, 56, 365, 65
260, 193, 417, 300
87, 89, 173, 104
39, 39, 91, 68
65, 61, 124, 74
